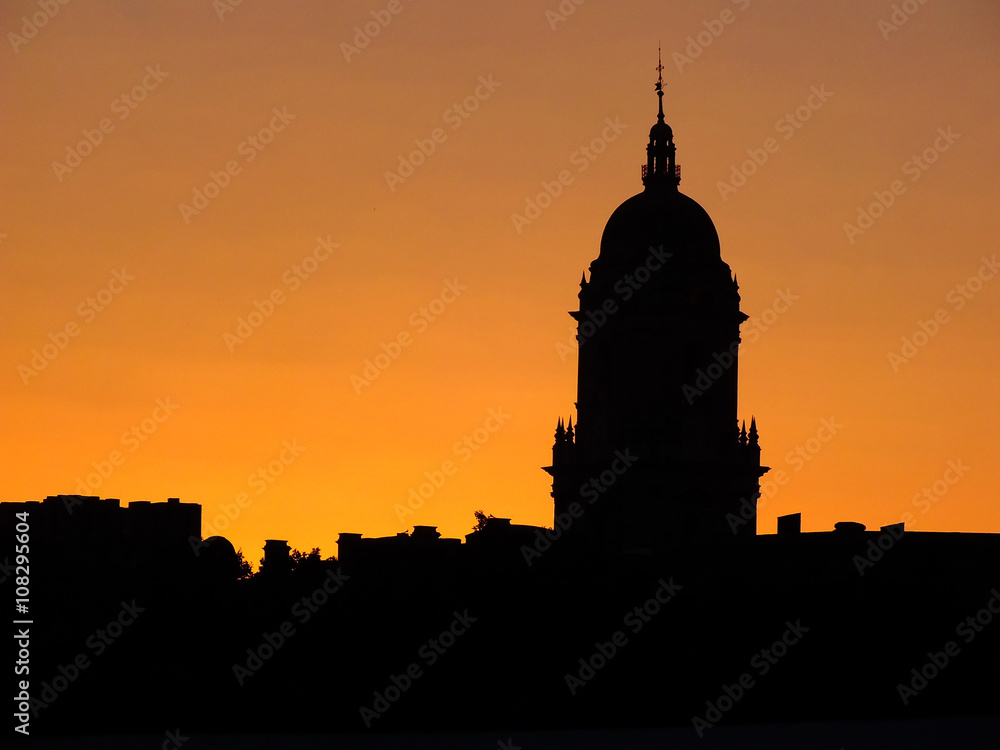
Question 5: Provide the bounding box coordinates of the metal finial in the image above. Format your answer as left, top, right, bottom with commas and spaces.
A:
655, 44, 665, 121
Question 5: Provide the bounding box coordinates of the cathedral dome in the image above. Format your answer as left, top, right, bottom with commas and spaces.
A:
597, 185, 721, 268
582, 53, 737, 311
593, 51, 722, 272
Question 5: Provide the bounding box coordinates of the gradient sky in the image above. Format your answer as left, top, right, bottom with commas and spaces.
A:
3, 0, 999, 564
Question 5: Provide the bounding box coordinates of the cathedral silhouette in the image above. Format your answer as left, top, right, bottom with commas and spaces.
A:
547, 61, 766, 552
343, 61, 769, 566
4, 64, 1000, 747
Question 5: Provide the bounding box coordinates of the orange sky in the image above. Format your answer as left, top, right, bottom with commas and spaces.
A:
3, 0, 999, 564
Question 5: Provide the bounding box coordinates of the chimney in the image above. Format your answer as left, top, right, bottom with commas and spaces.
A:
412, 525, 442, 540
834, 521, 866, 534
263, 539, 291, 573
337, 533, 362, 566
776, 513, 801, 536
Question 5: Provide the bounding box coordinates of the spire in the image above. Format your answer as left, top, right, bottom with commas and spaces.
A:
749, 417, 759, 446
555, 418, 565, 439
642, 46, 679, 189
566, 416, 574, 441
739, 420, 748, 446
655, 43, 665, 123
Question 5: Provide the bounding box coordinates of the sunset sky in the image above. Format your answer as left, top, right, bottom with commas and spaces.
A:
3, 0, 999, 564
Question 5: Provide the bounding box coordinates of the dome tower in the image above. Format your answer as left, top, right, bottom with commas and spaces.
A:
545, 55, 768, 551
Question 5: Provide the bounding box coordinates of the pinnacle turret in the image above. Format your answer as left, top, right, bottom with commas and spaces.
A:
641, 46, 680, 188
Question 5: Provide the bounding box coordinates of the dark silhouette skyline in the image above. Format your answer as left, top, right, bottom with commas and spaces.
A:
5, 66, 1000, 749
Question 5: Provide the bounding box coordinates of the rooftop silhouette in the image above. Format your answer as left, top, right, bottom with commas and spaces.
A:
4, 62, 1000, 747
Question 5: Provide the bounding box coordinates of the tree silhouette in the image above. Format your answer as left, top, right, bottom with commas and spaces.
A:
473, 510, 495, 532
235, 548, 253, 580
290, 547, 322, 573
